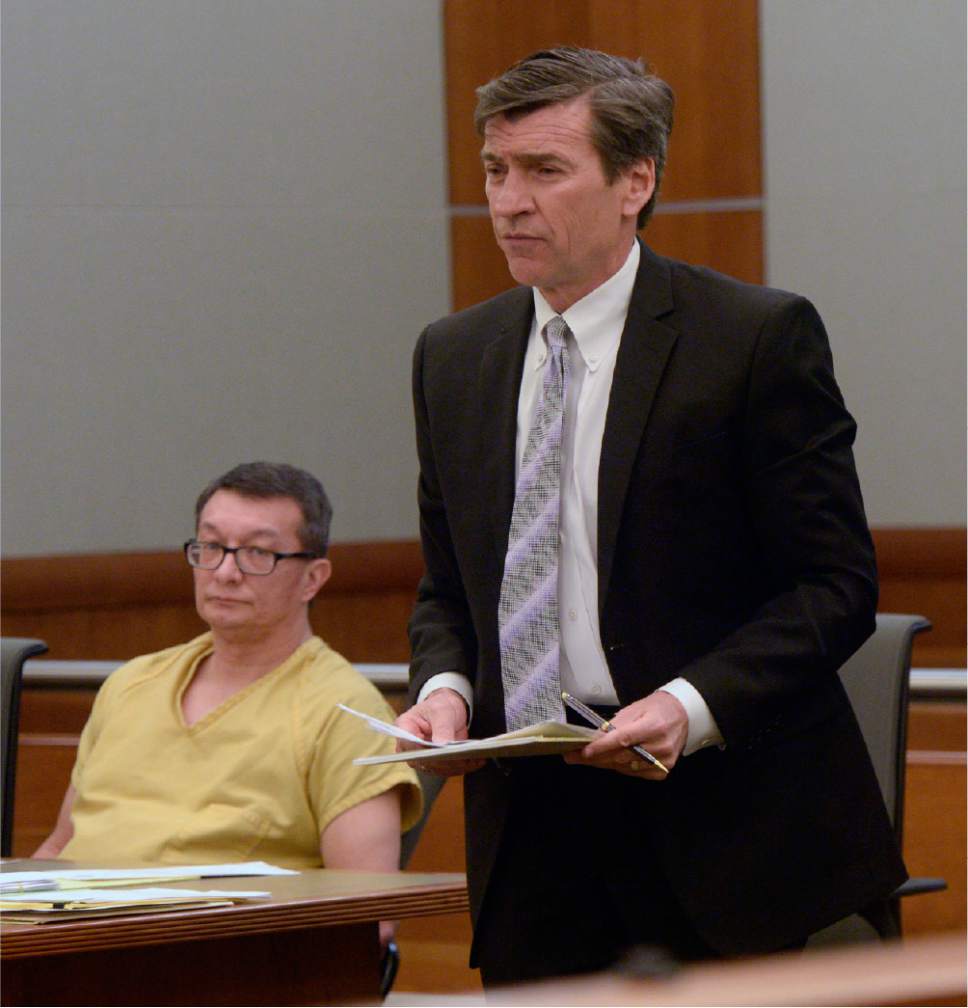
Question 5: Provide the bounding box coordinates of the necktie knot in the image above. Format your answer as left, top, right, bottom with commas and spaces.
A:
544, 316, 568, 354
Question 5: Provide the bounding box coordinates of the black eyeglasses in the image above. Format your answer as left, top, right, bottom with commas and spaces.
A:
184, 539, 318, 576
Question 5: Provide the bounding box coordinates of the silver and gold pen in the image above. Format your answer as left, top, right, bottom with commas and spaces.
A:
561, 691, 669, 774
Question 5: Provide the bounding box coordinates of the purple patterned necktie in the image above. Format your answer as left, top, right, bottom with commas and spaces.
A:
499, 315, 571, 730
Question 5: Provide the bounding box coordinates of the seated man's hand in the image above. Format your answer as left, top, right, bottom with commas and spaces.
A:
395, 688, 485, 777
379, 919, 398, 948
563, 690, 687, 780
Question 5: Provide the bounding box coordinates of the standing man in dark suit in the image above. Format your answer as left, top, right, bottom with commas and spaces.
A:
396, 47, 905, 987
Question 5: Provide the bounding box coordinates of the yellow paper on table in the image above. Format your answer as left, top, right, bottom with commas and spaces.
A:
1, 902, 231, 923
54, 875, 200, 890
0, 886, 268, 919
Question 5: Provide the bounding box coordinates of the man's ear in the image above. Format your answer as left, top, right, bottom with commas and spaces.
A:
303, 557, 332, 603
621, 157, 656, 220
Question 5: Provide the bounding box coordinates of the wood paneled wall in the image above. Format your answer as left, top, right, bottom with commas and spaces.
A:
903, 702, 968, 939
874, 528, 967, 668
445, 0, 764, 312
0, 541, 423, 663
2, 528, 963, 667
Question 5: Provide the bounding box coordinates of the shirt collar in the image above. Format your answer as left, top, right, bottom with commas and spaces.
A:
532, 240, 640, 372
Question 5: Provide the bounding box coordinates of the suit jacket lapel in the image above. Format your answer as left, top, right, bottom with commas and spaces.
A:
598, 243, 678, 609
479, 289, 534, 561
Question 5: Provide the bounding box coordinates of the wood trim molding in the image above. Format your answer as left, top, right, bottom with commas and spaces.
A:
871, 527, 966, 578
2, 529, 963, 666
19, 734, 81, 748
1, 540, 425, 613
870, 527, 966, 668
3, 530, 961, 609
908, 750, 968, 766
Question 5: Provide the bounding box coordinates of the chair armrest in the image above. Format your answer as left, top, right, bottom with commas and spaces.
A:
895, 877, 948, 898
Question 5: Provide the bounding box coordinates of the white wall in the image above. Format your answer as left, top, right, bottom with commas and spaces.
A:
761, 0, 966, 526
2, 0, 449, 555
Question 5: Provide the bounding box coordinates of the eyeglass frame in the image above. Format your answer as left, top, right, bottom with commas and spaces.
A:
183, 538, 319, 576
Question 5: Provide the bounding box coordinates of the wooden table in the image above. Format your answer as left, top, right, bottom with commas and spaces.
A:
1, 867, 469, 1006
490, 931, 968, 1007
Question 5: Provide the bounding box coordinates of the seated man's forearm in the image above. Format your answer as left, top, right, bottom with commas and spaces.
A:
33, 785, 76, 858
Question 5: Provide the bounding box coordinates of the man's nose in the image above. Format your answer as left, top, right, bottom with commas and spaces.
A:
213, 550, 244, 581
491, 171, 534, 217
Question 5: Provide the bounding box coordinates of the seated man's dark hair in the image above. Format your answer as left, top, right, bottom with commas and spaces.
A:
195, 461, 333, 557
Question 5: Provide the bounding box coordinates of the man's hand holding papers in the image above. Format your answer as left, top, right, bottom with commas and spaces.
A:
345, 688, 487, 776
339, 701, 599, 774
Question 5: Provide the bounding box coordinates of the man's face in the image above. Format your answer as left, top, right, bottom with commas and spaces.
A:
482, 96, 654, 312
193, 490, 329, 639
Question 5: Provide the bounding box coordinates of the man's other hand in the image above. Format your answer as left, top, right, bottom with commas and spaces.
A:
563, 690, 688, 779
395, 688, 485, 777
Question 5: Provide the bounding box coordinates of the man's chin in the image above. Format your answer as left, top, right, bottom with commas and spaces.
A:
200, 600, 250, 625
503, 257, 548, 289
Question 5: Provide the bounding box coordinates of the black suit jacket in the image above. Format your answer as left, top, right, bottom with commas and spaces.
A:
408, 242, 906, 954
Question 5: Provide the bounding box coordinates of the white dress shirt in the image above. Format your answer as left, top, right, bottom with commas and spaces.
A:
420, 241, 723, 755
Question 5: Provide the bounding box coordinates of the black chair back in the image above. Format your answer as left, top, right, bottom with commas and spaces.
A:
809, 614, 937, 945
1, 637, 48, 856
836, 613, 931, 839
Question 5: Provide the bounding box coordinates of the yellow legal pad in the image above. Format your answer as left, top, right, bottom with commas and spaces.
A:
0, 886, 268, 923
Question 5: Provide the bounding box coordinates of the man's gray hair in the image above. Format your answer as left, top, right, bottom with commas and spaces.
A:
474, 46, 674, 228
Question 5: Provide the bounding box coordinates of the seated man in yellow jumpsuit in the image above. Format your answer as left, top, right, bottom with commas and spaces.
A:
35, 461, 421, 946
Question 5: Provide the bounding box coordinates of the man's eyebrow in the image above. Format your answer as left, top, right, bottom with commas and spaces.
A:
480, 150, 571, 168
197, 521, 282, 542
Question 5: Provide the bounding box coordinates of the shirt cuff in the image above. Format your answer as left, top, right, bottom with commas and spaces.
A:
657, 677, 724, 756
417, 672, 474, 720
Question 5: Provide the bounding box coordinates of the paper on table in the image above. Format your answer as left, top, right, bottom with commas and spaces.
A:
0, 873, 197, 893
5, 875, 201, 893
353, 720, 600, 765
0, 886, 270, 911
0, 861, 296, 886
3, 902, 235, 923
